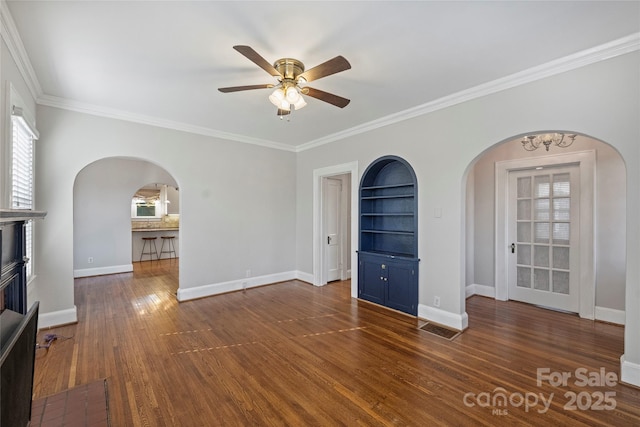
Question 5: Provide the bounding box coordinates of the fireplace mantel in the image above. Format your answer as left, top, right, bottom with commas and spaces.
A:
0, 209, 47, 222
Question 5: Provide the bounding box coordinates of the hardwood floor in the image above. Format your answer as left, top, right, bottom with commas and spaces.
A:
33, 260, 640, 426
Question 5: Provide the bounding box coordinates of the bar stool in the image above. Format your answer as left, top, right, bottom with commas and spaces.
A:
140, 237, 159, 262
159, 236, 177, 259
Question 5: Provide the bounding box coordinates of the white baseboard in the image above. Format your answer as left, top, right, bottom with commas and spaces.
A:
177, 271, 297, 302
418, 304, 468, 331
296, 271, 314, 284
464, 286, 624, 326
74, 264, 133, 278
595, 306, 625, 325
621, 355, 640, 388
38, 306, 78, 329
466, 283, 496, 299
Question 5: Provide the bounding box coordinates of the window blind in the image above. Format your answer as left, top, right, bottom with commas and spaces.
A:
12, 116, 34, 209
11, 107, 38, 280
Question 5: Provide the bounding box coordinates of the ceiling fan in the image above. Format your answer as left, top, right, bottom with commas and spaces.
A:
218, 45, 351, 117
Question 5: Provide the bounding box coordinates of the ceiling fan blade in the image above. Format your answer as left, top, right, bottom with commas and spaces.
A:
233, 45, 282, 78
218, 84, 274, 93
298, 56, 351, 83
302, 87, 350, 108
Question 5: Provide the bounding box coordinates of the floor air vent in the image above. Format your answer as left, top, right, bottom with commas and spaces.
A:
418, 322, 460, 340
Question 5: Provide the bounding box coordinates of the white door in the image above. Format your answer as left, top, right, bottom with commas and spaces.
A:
324, 178, 342, 282
508, 165, 580, 312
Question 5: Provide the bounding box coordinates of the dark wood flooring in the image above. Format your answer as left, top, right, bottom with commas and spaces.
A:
33, 259, 640, 426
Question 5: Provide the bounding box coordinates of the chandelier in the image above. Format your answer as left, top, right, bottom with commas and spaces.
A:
521, 133, 577, 152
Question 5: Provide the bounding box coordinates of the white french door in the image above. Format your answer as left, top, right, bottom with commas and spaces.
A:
508, 165, 580, 312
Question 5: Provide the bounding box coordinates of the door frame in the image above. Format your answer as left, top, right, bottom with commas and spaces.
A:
495, 149, 595, 319
313, 162, 358, 296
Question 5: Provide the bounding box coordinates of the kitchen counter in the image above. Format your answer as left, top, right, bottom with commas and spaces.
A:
132, 227, 179, 232
131, 228, 179, 260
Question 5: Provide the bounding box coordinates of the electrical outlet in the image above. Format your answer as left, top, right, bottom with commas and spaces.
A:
88, 257, 94, 264
433, 296, 440, 307
245, 269, 251, 278
242, 281, 248, 290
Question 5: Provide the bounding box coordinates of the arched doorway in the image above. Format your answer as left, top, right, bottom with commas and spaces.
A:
464, 132, 626, 324
73, 157, 180, 286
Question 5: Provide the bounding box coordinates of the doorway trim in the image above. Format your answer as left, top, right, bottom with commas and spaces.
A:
495, 149, 595, 319
313, 162, 358, 297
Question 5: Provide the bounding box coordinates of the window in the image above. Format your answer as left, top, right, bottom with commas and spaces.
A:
132, 198, 161, 218
11, 105, 39, 281
131, 185, 170, 219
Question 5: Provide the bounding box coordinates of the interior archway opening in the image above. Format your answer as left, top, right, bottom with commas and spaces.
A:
463, 132, 626, 325
72, 157, 180, 293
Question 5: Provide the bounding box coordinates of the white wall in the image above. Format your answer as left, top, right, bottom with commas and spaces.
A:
1, 37, 37, 207
295, 52, 640, 384
32, 106, 297, 321
470, 136, 626, 311
73, 157, 178, 275
167, 185, 179, 214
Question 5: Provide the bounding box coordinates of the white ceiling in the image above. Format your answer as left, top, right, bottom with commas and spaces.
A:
5, 1, 639, 150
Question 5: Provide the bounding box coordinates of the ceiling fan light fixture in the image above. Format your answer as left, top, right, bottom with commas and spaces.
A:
268, 88, 285, 107
280, 100, 291, 111
292, 95, 307, 110
285, 86, 300, 103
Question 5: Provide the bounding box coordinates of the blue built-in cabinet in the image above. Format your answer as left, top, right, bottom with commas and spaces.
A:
358, 156, 418, 315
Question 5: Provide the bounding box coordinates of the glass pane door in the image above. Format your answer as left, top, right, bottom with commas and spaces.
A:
509, 166, 579, 312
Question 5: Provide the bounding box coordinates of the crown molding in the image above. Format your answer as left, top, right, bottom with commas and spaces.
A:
295, 32, 640, 153
39, 30, 639, 154
37, 95, 297, 152
0, 0, 43, 101
3, 0, 637, 154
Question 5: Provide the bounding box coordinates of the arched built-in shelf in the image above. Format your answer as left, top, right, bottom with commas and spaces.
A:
358, 156, 418, 315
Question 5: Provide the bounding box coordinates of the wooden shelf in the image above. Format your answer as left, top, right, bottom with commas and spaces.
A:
361, 213, 413, 216
361, 183, 414, 190
361, 229, 414, 235
359, 249, 416, 259
360, 194, 414, 200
